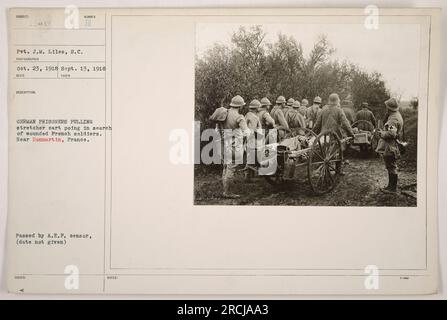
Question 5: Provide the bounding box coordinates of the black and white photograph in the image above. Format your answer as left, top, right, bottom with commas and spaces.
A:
194, 23, 420, 207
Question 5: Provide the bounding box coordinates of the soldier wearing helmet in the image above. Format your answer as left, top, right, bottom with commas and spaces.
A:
283, 98, 295, 127
313, 93, 354, 175
270, 95, 290, 140
244, 99, 262, 182
245, 99, 262, 130
298, 99, 308, 118
306, 96, 323, 129
313, 93, 354, 138
301, 98, 309, 108
257, 97, 276, 144
292, 100, 300, 111
257, 97, 275, 129
220, 95, 250, 198
290, 101, 306, 131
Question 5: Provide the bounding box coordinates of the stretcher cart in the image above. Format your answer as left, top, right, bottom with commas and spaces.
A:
258, 128, 350, 195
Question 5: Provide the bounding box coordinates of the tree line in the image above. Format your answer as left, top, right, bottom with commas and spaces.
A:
195, 25, 391, 128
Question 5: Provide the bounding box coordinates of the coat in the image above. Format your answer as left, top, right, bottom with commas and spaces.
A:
287, 110, 306, 129
297, 105, 307, 117
355, 108, 377, 130
342, 107, 355, 125
245, 111, 263, 150
313, 105, 354, 138
283, 107, 296, 126
221, 107, 250, 164
270, 105, 290, 140
245, 111, 262, 130
306, 104, 321, 124
256, 108, 275, 128
375, 110, 404, 157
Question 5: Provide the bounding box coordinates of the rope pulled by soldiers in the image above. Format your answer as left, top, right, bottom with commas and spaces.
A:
208, 93, 405, 198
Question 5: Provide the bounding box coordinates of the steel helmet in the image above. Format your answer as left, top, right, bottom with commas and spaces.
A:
313, 96, 322, 104
287, 98, 295, 106
260, 97, 272, 106
292, 101, 301, 108
249, 99, 261, 109
276, 96, 286, 104
301, 99, 309, 106
328, 93, 340, 105
229, 95, 245, 107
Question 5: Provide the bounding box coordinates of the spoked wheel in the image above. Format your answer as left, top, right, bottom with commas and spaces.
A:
265, 128, 317, 186
307, 131, 343, 195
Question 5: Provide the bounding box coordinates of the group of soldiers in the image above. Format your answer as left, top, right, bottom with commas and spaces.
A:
209, 92, 404, 198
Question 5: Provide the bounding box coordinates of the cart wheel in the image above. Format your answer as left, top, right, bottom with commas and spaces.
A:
265, 128, 317, 186
307, 131, 343, 194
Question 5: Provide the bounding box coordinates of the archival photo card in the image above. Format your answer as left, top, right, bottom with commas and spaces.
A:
6, 7, 440, 295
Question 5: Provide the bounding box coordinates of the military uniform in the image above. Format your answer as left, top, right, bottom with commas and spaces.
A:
300, 99, 309, 109
244, 100, 264, 181
270, 105, 289, 141
258, 98, 276, 144
306, 102, 322, 129
355, 105, 377, 130
283, 98, 295, 124
375, 98, 404, 193
283, 105, 295, 125
209, 106, 229, 163
221, 95, 250, 198
342, 107, 355, 125
313, 104, 354, 138
290, 101, 306, 131
313, 94, 353, 174
257, 108, 275, 128
245, 101, 263, 156
245, 111, 262, 130
298, 104, 307, 118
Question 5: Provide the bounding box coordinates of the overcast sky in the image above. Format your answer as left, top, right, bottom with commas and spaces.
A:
196, 23, 421, 100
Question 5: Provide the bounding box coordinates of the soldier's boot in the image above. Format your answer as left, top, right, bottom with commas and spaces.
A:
381, 173, 397, 194
380, 173, 390, 193
384, 172, 392, 190
389, 173, 398, 193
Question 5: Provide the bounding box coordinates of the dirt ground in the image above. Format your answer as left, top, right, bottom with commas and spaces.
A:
194, 148, 417, 207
